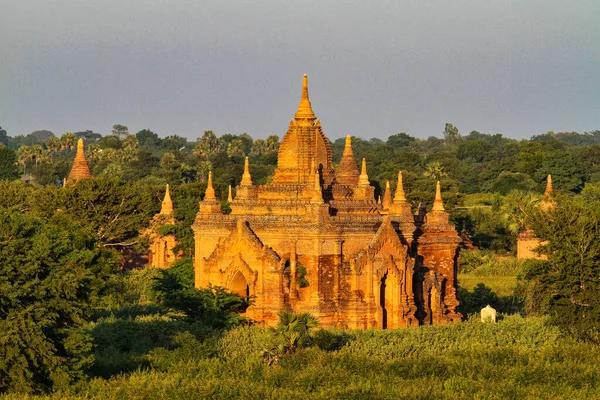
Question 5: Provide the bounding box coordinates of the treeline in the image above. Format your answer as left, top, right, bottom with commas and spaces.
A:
2, 124, 600, 199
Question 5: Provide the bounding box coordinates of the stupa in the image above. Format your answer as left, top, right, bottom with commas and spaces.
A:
146, 184, 180, 268
192, 75, 461, 328
66, 138, 92, 184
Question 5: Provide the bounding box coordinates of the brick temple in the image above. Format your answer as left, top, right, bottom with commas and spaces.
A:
193, 75, 462, 328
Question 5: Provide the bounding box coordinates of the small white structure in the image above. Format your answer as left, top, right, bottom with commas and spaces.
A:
481, 305, 497, 323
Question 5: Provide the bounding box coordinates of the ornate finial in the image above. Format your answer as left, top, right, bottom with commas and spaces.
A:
294, 74, 316, 121
160, 184, 173, 215
394, 171, 407, 202
345, 135, 352, 147
358, 158, 369, 185
377, 195, 382, 204
205, 171, 216, 200
63, 177, 67, 187
382, 180, 393, 208
227, 185, 233, 202
336, 135, 360, 185
241, 157, 253, 186
544, 174, 553, 197
77, 138, 84, 152
432, 181, 445, 212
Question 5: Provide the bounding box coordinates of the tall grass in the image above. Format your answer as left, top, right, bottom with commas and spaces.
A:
9, 316, 599, 400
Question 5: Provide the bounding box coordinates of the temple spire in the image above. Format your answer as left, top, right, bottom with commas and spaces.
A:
432, 181, 445, 212
358, 158, 370, 185
241, 157, 253, 186
160, 184, 173, 215
394, 171, 407, 202
382, 180, 393, 209
294, 74, 316, 121
67, 138, 92, 183
227, 185, 233, 202
336, 135, 360, 185
205, 171, 216, 200
544, 174, 553, 197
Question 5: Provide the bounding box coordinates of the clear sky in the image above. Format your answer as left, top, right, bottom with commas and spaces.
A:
1, 0, 598, 141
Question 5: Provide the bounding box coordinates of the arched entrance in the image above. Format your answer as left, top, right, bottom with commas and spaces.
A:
230, 270, 250, 301
379, 272, 388, 329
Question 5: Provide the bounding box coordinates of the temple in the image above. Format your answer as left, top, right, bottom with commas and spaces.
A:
66, 138, 92, 184
517, 175, 553, 260
192, 75, 461, 328
146, 184, 180, 268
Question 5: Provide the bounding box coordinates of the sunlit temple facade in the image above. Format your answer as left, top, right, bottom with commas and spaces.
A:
191, 75, 461, 328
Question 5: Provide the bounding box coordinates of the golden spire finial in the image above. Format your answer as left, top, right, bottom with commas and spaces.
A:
205, 171, 216, 200
377, 195, 382, 204
77, 138, 84, 152
432, 181, 445, 212
544, 174, 553, 197
294, 74, 316, 120
241, 157, 252, 186
358, 158, 369, 185
160, 184, 173, 215
345, 135, 352, 147
394, 171, 407, 203
227, 185, 233, 202
382, 180, 393, 209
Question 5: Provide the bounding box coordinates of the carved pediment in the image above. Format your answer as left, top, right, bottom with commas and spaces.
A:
354, 217, 409, 273
205, 219, 281, 270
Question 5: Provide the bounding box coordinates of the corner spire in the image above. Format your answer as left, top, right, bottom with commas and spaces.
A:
336, 135, 360, 185
311, 170, 323, 203
382, 180, 393, 209
394, 171, 407, 203
160, 184, 173, 215
544, 174, 553, 197
432, 181, 445, 211
294, 74, 316, 121
358, 158, 370, 185
227, 185, 233, 202
241, 157, 253, 186
205, 171, 216, 200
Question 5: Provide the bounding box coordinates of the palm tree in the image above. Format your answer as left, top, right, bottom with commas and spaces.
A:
227, 139, 245, 158
423, 161, 447, 180
60, 132, 76, 151
501, 190, 541, 235
86, 144, 102, 161
47, 137, 61, 152
271, 311, 319, 354
17, 145, 32, 178
30, 145, 44, 165
265, 135, 280, 154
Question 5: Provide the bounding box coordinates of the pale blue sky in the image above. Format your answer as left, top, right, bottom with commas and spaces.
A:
1, 0, 598, 140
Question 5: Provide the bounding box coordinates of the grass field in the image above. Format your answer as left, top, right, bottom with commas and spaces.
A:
458, 273, 518, 297
5, 315, 598, 400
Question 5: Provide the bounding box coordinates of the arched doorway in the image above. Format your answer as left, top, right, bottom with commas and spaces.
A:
230, 271, 250, 301
379, 272, 388, 329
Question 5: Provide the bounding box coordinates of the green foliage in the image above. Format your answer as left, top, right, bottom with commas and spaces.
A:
152, 260, 248, 328
268, 311, 319, 356
0, 146, 19, 180
0, 209, 118, 394
524, 189, 600, 343
459, 250, 523, 276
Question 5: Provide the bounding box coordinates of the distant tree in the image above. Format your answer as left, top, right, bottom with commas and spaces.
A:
0, 127, 7, 146
47, 137, 61, 152
136, 129, 160, 148
387, 132, 415, 149
17, 145, 32, 176
444, 123, 461, 145
0, 147, 19, 180
111, 124, 129, 139
29, 130, 55, 142
74, 130, 102, 142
